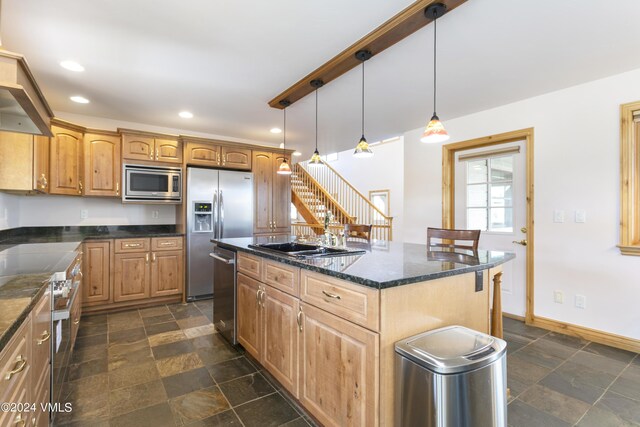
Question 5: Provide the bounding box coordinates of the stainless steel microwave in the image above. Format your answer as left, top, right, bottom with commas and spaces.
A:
123, 164, 182, 203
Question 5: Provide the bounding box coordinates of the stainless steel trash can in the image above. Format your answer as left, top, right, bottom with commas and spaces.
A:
395, 325, 507, 427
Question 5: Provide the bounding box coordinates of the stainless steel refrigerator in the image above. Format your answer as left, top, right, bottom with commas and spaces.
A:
186, 167, 253, 300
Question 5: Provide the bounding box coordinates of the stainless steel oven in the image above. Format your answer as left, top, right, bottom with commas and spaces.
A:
123, 164, 182, 203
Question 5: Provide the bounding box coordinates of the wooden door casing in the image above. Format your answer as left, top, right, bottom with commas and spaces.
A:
262, 285, 299, 397
237, 273, 262, 361
122, 134, 154, 161
83, 133, 121, 197
298, 302, 379, 427
114, 252, 151, 302
50, 126, 82, 196
151, 250, 183, 297
83, 241, 111, 305
253, 151, 274, 234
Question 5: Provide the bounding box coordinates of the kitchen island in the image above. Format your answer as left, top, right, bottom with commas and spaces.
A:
214, 236, 514, 427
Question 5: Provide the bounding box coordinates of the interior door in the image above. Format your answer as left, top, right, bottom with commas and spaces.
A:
454, 141, 527, 317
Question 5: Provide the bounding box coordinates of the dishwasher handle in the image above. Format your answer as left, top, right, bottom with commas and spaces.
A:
209, 252, 235, 265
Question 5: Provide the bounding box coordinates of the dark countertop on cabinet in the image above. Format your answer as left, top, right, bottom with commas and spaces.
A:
0, 225, 183, 245
213, 236, 515, 290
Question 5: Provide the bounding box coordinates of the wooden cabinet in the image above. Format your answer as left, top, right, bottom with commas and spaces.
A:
151, 250, 183, 297
185, 140, 220, 166
253, 151, 291, 235
0, 131, 49, 193
122, 132, 182, 164
83, 132, 121, 197
298, 302, 379, 427
0, 316, 32, 427
83, 241, 111, 305
114, 252, 151, 302
221, 146, 251, 170
31, 291, 51, 427
237, 273, 262, 361
50, 124, 83, 196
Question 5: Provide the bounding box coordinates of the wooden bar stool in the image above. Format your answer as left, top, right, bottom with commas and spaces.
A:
426, 227, 481, 251
344, 224, 373, 243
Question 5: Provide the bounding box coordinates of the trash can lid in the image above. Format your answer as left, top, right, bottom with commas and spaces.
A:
395, 325, 506, 374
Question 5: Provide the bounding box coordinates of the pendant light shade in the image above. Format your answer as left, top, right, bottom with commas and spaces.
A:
308, 79, 324, 167
353, 50, 374, 158
421, 3, 450, 144
277, 100, 292, 175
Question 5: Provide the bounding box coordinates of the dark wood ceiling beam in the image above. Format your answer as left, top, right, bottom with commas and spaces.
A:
268, 0, 467, 109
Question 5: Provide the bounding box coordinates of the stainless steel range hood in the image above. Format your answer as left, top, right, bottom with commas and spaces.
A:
0, 50, 53, 136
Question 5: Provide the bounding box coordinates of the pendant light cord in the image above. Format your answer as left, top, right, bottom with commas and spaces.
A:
282, 108, 286, 153
315, 89, 318, 151
433, 12, 437, 117
361, 61, 365, 136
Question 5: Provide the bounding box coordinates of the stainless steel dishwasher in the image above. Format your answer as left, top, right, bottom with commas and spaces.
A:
209, 245, 237, 345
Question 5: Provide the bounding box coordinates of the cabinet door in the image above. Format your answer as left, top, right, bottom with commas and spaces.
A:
83, 241, 111, 305
155, 138, 183, 164
114, 252, 151, 302
31, 290, 51, 395
33, 135, 50, 193
83, 133, 121, 197
122, 134, 154, 161
50, 125, 83, 196
262, 285, 299, 397
185, 142, 220, 166
151, 250, 183, 297
299, 303, 379, 427
273, 153, 292, 233
0, 131, 33, 191
221, 146, 251, 170
237, 273, 262, 361
253, 151, 273, 234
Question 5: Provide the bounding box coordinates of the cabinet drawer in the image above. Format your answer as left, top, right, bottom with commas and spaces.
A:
263, 259, 299, 296
70, 288, 82, 347
300, 270, 379, 332
151, 236, 183, 251
31, 291, 51, 389
0, 316, 31, 402
115, 238, 150, 253
237, 252, 262, 280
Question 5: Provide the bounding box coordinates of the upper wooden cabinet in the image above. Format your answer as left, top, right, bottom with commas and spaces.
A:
122, 132, 182, 164
0, 131, 49, 193
83, 132, 121, 197
49, 124, 83, 196
185, 141, 220, 166
253, 151, 291, 234
221, 146, 251, 170
184, 138, 251, 170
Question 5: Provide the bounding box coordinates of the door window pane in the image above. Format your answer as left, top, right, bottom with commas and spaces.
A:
490, 156, 513, 181
467, 184, 488, 207
467, 208, 488, 230
490, 208, 513, 232
490, 183, 513, 207
467, 160, 488, 184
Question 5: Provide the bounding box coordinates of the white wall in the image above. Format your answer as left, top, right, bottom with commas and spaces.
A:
327, 139, 404, 241
0, 193, 21, 230
403, 68, 640, 340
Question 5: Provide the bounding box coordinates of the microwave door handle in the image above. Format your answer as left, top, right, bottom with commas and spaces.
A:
219, 190, 224, 239
213, 190, 218, 239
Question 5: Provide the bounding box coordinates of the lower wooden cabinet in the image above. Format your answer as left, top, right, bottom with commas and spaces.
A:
85, 236, 184, 311
237, 273, 262, 360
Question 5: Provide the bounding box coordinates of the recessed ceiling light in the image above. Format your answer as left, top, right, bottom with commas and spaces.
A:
70, 96, 89, 104
60, 60, 84, 72
270, 127, 282, 134
292, 151, 302, 156
179, 111, 193, 119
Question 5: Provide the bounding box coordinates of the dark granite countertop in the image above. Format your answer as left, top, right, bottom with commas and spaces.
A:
0, 225, 183, 245
213, 236, 515, 290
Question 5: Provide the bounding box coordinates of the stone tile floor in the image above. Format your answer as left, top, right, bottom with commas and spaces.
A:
57, 302, 640, 426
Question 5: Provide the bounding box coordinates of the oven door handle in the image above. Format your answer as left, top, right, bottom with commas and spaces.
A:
209, 252, 234, 265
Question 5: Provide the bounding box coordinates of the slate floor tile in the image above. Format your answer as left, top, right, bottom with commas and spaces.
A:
169, 385, 230, 426
152, 339, 196, 360
76, 322, 108, 338
142, 313, 175, 326
67, 356, 108, 381
108, 379, 168, 417
503, 317, 548, 340
596, 391, 640, 424
539, 368, 608, 405
185, 409, 243, 426
218, 372, 275, 406
570, 350, 629, 376
109, 402, 176, 427
145, 320, 180, 336
156, 352, 204, 377
518, 384, 591, 424
162, 366, 215, 399
583, 342, 637, 364
207, 356, 257, 384
234, 392, 300, 427
109, 360, 160, 390
540, 332, 588, 350
139, 305, 172, 317
507, 354, 552, 385
507, 400, 571, 427
577, 406, 638, 427
108, 327, 147, 345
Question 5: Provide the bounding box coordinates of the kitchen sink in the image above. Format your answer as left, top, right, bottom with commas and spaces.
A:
249, 242, 365, 259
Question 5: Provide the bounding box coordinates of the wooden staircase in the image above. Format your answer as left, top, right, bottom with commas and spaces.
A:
290, 161, 393, 240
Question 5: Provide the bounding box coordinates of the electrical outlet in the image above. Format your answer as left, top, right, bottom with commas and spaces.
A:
80, 209, 88, 219
553, 290, 564, 304
575, 295, 586, 309
553, 210, 565, 223
575, 210, 586, 223
152, 210, 159, 219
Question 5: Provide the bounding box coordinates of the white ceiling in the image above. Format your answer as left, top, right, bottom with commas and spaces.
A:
3, 0, 640, 157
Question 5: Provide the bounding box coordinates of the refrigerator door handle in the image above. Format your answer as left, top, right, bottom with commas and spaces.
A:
219, 190, 224, 239
213, 189, 218, 239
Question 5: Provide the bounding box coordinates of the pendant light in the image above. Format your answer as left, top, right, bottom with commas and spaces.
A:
308, 79, 324, 166
420, 3, 450, 144
277, 100, 292, 175
353, 50, 374, 158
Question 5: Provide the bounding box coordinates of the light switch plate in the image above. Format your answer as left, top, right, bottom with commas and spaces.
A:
575, 210, 586, 223
152, 210, 159, 219
553, 210, 565, 223
80, 209, 88, 219
575, 295, 586, 309
554, 290, 564, 304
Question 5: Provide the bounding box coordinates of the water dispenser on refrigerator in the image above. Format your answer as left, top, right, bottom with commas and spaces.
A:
193, 202, 213, 232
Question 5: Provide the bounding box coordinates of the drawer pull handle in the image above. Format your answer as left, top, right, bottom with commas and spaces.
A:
145, 253, 150, 263
152, 253, 156, 263
159, 241, 175, 246
74, 318, 80, 325
14, 414, 25, 426
297, 307, 303, 332
124, 243, 142, 248
322, 290, 342, 300
5, 355, 27, 380
256, 289, 261, 303
37, 331, 51, 345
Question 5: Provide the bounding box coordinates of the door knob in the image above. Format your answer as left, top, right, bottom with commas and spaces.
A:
520, 227, 527, 233
512, 239, 528, 246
